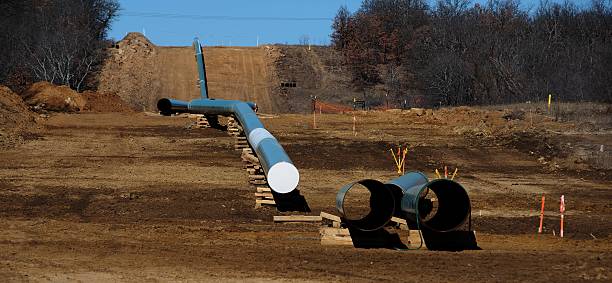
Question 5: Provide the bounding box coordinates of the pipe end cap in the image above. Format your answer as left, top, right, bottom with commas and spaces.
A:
267, 162, 299, 194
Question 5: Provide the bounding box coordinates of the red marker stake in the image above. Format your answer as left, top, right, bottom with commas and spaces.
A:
560, 195, 565, 238
538, 194, 546, 233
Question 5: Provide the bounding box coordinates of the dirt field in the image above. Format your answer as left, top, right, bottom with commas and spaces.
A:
0, 107, 610, 282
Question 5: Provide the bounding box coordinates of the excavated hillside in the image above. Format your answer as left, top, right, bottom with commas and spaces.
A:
98, 33, 360, 113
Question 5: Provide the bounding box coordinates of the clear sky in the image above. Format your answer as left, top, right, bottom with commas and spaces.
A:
108, 0, 571, 47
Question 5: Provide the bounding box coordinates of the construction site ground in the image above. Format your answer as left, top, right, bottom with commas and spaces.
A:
0, 108, 610, 282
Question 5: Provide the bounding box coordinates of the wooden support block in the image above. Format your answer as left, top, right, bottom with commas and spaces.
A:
391, 217, 408, 225
320, 212, 341, 223
320, 227, 353, 246
256, 199, 276, 205
273, 215, 323, 222
256, 187, 271, 193
241, 152, 260, 164
244, 164, 261, 170
408, 230, 423, 247
255, 192, 274, 198
249, 180, 268, 185
249, 174, 265, 180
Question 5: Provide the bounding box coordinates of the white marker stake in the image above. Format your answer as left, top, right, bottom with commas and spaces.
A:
560, 195, 565, 238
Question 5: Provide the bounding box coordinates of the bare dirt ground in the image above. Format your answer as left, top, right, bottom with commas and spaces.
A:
204, 47, 281, 113
0, 108, 610, 282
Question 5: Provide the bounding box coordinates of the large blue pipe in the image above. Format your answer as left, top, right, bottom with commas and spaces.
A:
157, 39, 298, 193
158, 98, 299, 194
193, 38, 209, 99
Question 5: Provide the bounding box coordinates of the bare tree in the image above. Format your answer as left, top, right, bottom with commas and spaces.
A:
0, 0, 119, 92
334, 0, 612, 105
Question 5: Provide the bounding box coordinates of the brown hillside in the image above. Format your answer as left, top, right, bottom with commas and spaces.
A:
97, 33, 364, 113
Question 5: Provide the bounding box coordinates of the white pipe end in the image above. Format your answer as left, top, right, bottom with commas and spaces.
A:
267, 162, 299, 194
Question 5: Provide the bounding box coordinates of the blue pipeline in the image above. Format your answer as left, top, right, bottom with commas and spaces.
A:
157, 98, 299, 194
193, 38, 209, 98
158, 38, 298, 193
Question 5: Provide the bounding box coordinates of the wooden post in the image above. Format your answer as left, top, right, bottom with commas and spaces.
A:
560, 195, 565, 238
538, 194, 546, 233
548, 94, 552, 114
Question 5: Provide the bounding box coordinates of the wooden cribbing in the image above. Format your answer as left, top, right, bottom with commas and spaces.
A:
256, 199, 275, 205
241, 151, 260, 164
273, 215, 323, 222
256, 187, 271, 193
255, 192, 273, 198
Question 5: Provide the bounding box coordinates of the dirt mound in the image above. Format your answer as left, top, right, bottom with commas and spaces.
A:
0, 85, 37, 147
22, 81, 86, 112
82, 91, 134, 112
98, 32, 159, 111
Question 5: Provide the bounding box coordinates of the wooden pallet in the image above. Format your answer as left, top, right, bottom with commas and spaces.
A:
319, 212, 423, 248
191, 115, 210, 129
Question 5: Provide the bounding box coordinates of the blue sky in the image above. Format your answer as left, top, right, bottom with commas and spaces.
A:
109, 0, 572, 46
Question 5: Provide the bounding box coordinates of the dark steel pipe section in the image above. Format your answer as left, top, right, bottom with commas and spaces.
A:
388, 172, 471, 232
157, 98, 299, 194
336, 172, 471, 232
336, 179, 395, 231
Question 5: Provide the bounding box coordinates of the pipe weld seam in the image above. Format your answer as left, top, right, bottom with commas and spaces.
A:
248, 128, 277, 149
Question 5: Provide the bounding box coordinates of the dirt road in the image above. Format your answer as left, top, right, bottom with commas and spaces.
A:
0, 111, 610, 281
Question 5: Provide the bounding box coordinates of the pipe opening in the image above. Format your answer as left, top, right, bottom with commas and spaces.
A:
337, 179, 395, 231
157, 98, 173, 114
341, 183, 372, 221
417, 179, 470, 232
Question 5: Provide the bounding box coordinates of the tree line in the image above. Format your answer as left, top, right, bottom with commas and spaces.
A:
332, 0, 612, 106
0, 0, 119, 92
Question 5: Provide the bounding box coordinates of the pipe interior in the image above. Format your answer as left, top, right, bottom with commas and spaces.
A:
419, 179, 470, 232
341, 179, 395, 231
157, 98, 173, 113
